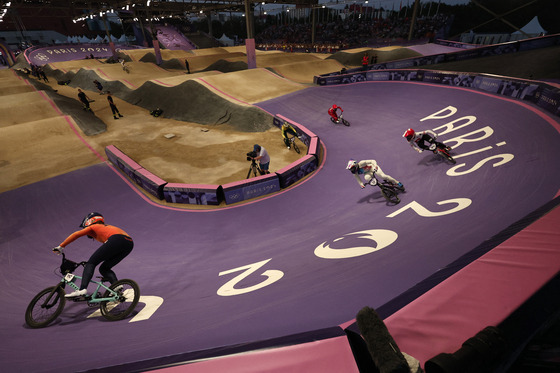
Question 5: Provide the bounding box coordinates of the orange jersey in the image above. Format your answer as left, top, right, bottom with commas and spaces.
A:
60, 224, 129, 247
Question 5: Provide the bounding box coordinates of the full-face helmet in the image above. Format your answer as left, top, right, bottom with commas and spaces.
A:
80, 212, 104, 228
346, 159, 359, 174
403, 128, 415, 141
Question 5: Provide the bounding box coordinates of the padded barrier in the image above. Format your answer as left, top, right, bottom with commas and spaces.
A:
105, 116, 323, 205
133, 168, 167, 200
276, 155, 318, 189
163, 183, 222, 206
106, 145, 167, 200
314, 34, 560, 118
105, 145, 143, 183
222, 173, 281, 205
307, 136, 320, 157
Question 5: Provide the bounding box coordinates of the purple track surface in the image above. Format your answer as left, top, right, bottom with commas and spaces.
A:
2, 81, 560, 372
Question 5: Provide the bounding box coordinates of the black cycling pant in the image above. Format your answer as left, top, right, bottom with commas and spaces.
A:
80, 234, 133, 289
418, 134, 434, 150
283, 129, 297, 147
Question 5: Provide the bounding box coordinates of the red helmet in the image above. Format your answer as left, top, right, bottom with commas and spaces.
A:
403, 128, 415, 141
80, 212, 104, 228
332, 104, 338, 109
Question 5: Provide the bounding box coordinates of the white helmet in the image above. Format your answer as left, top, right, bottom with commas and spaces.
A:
346, 160, 359, 174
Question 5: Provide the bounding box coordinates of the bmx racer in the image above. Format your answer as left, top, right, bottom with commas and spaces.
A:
347, 159, 403, 189
281, 121, 298, 149
403, 128, 451, 153
328, 104, 344, 123
53, 212, 134, 298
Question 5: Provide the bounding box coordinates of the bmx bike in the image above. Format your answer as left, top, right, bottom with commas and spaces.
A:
25, 253, 140, 328
428, 141, 456, 164
287, 136, 301, 154
366, 175, 405, 205
330, 114, 350, 126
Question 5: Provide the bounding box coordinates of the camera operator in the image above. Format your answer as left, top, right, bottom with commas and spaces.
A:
251, 144, 270, 174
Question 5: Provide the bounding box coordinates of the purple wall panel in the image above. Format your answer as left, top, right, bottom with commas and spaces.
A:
163, 183, 221, 205
535, 88, 560, 117
276, 155, 318, 189
25, 44, 143, 66
105, 145, 142, 182
133, 168, 167, 200
222, 174, 280, 205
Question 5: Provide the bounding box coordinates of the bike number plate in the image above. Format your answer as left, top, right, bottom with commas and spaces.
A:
64, 273, 75, 282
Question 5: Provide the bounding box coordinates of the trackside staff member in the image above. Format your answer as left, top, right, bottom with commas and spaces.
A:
53, 212, 133, 298
252, 144, 270, 174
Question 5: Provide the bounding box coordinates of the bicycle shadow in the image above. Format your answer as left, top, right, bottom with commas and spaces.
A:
417, 154, 451, 167
357, 191, 399, 206
28, 302, 141, 328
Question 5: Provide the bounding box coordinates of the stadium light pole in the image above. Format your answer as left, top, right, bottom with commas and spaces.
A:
407, 0, 420, 41
244, 0, 256, 69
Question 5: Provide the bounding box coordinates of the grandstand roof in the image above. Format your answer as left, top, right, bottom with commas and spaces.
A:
0, 0, 319, 20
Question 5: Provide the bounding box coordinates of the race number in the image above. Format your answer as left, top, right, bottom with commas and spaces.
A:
386, 198, 472, 218
218, 259, 284, 296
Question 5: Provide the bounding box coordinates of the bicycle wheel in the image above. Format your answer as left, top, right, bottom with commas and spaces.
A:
292, 141, 300, 154
100, 279, 140, 321
25, 286, 66, 328
380, 186, 400, 204
438, 149, 456, 164
342, 118, 350, 127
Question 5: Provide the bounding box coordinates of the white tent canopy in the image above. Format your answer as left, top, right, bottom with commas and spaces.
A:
512, 16, 546, 36
218, 33, 234, 46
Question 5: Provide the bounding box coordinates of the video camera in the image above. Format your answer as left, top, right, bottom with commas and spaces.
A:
246, 150, 257, 161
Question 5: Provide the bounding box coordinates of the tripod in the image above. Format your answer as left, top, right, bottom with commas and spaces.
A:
247, 159, 263, 179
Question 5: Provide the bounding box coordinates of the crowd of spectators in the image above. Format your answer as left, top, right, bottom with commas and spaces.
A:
256, 13, 450, 52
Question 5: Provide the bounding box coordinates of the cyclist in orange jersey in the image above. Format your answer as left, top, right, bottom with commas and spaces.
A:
53, 212, 133, 298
